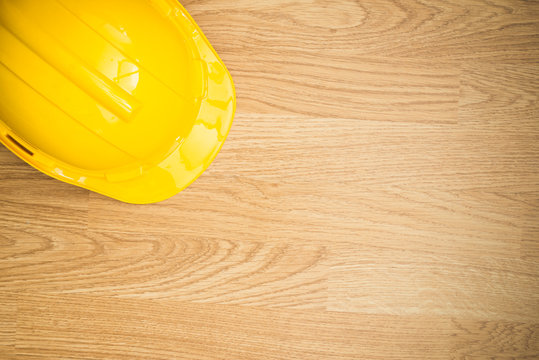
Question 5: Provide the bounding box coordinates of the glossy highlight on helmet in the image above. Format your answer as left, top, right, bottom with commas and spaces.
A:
0, 0, 236, 203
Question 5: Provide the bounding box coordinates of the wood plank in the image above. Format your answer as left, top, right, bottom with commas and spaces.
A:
0, 228, 328, 306
224, 55, 460, 122
328, 245, 539, 322
11, 293, 449, 360
184, 0, 539, 61
208, 113, 537, 188
12, 293, 538, 360
0, 293, 16, 360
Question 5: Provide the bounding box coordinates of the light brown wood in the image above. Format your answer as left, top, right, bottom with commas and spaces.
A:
1, 0, 538, 359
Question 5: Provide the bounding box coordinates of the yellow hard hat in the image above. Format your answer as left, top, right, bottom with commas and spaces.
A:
0, 0, 235, 204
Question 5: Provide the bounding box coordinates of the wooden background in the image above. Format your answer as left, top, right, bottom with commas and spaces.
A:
1, 0, 539, 358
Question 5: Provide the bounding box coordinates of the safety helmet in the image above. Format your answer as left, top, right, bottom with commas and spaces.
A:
0, 0, 235, 204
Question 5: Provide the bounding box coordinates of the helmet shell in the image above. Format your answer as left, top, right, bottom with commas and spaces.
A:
0, 0, 236, 203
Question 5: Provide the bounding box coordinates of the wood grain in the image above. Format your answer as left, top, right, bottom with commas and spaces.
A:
329, 246, 539, 321
0, 293, 15, 360
521, 193, 539, 261
184, 0, 539, 61
0, 228, 328, 307
224, 55, 461, 122
15, 294, 458, 360
1, 0, 539, 358
13, 294, 539, 360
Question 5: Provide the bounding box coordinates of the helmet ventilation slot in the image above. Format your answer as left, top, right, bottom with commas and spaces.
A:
6, 134, 33, 156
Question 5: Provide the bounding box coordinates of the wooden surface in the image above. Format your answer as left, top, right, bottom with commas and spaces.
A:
1, 0, 539, 359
